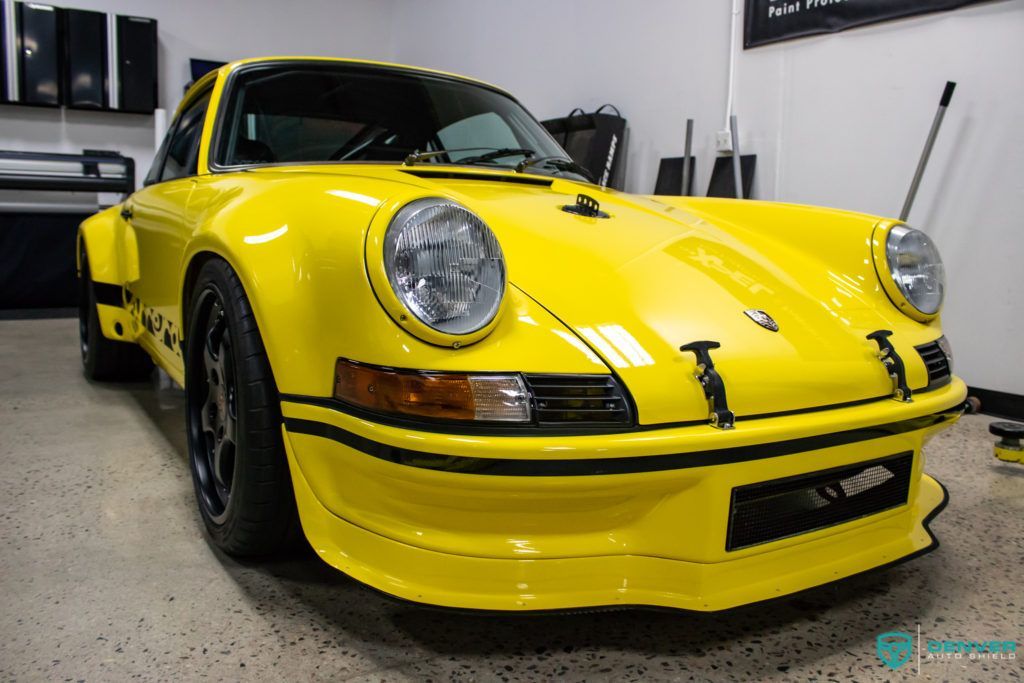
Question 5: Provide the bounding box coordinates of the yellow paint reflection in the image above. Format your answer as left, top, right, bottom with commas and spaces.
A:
243, 224, 288, 244
507, 538, 539, 554
577, 325, 654, 369
551, 329, 604, 366
327, 189, 380, 206
598, 324, 654, 367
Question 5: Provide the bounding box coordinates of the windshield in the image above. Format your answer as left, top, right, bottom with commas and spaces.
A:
215, 63, 587, 181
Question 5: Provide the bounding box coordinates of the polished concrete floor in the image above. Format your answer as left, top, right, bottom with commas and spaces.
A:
1, 318, 1021, 682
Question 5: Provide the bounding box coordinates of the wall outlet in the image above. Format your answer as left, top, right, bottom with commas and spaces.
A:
715, 130, 733, 153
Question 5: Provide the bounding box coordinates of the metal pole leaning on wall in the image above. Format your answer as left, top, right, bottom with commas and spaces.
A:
729, 114, 743, 199
681, 119, 694, 196
900, 81, 956, 222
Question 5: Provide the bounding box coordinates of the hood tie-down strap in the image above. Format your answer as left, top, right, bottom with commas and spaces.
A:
867, 330, 913, 403
680, 341, 735, 430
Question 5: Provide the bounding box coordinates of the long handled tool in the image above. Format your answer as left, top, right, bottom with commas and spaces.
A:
681, 119, 694, 196
729, 114, 743, 199
900, 81, 956, 221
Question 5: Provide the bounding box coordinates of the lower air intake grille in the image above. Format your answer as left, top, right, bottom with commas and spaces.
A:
915, 340, 951, 390
726, 452, 914, 551
523, 374, 633, 426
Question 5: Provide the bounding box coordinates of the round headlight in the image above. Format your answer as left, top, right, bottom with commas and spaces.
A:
383, 198, 506, 336
885, 225, 945, 315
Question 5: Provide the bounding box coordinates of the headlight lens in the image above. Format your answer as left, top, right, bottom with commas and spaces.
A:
383, 198, 505, 336
885, 225, 945, 315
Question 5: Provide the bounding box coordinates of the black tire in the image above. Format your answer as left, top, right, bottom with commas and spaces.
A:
185, 258, 298, 556
79, 248, 154, 382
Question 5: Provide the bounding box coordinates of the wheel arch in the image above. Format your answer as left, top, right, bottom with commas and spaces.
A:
178, 230, 320, 396
180, 250, 223, 342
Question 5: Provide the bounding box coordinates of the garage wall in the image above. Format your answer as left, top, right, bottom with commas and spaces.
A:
0, 0, 397, 188
390, 0, 1024, 396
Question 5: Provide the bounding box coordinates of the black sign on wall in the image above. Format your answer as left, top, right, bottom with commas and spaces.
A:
745, 0, 990, 48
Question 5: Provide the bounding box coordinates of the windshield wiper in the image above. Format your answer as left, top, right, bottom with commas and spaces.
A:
515, 155, 594, 182
403, 147, 536, 167
404, 149, 456, 165
457, 148, 535, 165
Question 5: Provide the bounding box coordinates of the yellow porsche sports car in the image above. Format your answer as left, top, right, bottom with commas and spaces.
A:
77, 56, 965, 612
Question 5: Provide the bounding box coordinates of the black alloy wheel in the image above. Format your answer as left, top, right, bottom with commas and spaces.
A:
184, 258, 298, 555
191, 297, 238, 523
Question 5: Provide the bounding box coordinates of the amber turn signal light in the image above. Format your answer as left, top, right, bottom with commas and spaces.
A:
334, 359, 531, 423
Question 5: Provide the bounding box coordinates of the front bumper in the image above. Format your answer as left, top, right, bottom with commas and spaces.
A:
280, 379, 965, 612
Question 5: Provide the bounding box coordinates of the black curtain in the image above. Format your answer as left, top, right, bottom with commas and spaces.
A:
0, 213, 86, 309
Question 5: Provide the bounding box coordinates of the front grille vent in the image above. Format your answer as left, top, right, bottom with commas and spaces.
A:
726, 452, 914, 551
523, 374, 633, 426
915, 341, 951, 390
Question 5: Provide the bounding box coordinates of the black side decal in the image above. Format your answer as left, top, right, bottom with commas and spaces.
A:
92, 282, 124, 307
125, 290, 184, 359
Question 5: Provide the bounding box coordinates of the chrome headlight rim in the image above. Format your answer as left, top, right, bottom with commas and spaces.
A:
872, 222, 945, 322
366, 195, 507, 347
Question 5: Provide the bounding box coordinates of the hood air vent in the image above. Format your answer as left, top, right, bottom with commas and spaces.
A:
399, 169, 553, 187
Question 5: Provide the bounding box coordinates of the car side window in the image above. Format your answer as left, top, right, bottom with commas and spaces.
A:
144, 130, 172, 186
160, 90, 212, 182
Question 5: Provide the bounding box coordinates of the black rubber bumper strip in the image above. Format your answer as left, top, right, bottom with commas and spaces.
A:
282, 406, 962, 477
92, 281, 124, 307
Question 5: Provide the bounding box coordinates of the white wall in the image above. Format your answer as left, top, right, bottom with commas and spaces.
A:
390, 0, 1024, 395
0, 0, 397, 186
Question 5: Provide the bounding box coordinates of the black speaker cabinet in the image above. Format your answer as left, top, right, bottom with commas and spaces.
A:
1, 0, 8, 102
654, 157, 697, 196
116, 14, 156, 113
707, 155, 757, 200
17, 1, 61, 106
61, 7, 106, 109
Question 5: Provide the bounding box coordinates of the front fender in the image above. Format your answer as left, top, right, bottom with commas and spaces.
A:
78, 204, 139, 285
78, 204, 140, 342
182, 174, 609, 397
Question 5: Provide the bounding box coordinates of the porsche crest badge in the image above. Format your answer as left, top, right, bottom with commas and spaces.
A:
744, 309, 779, 332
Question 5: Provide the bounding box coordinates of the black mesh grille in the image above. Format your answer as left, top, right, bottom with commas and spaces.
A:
915, 341, 951, 390
726, 452, 914, 551
523, 374, 633, 426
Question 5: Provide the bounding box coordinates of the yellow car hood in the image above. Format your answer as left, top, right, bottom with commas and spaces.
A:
256, 166, 909, 426
423, 174, 900, 425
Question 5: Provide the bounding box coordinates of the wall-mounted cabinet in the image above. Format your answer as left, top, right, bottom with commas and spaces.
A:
17, 1, 60, 106
0, 1, 9, 102
115, 15, 156, 113
61, 7, 106, 109
1, 0, 157, 113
